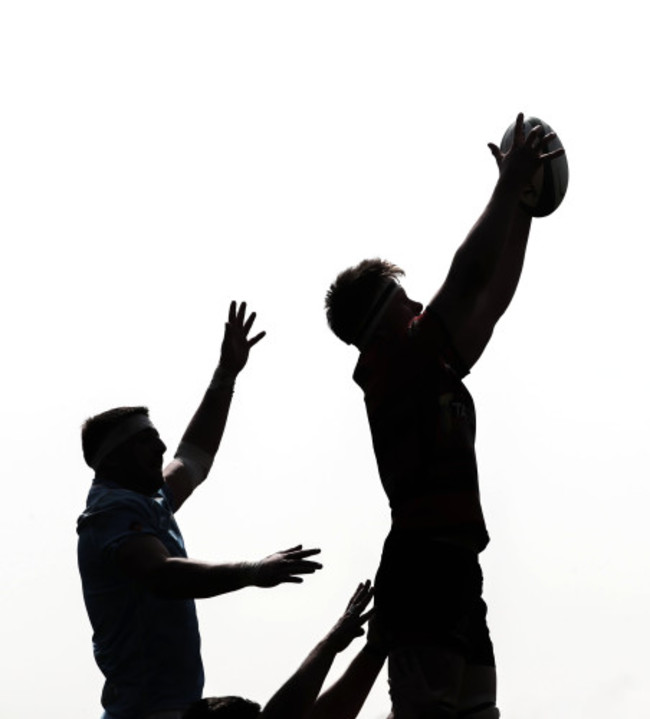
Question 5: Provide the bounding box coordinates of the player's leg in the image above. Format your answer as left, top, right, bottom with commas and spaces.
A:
375, 536, 482, 718
458, 593, 499, 718
457, 664, 499, 718
388, 644, 466, 719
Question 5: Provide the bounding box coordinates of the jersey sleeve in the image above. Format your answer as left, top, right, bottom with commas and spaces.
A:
81, 490, 161, 560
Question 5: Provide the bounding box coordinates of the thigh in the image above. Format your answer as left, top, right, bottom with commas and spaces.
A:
388, 645, 466, 719
463, 597, 496, 667
458, 664, 498, 716
375, 537, 484, 651
456, 598, 499, 716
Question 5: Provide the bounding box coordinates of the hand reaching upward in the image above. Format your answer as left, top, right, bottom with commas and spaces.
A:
219, 301, 266, 378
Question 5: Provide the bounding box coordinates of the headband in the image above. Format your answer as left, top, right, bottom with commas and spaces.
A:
89, 414, 155, 470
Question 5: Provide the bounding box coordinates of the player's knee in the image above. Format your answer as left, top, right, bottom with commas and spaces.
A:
459, 703, 500, 719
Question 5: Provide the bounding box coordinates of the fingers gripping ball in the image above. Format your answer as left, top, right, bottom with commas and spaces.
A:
500, 116, 569, 217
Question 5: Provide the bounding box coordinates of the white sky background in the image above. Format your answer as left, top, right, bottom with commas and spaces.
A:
1, 2, 648, 717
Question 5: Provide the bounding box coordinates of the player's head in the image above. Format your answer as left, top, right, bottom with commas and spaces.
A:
325, 258, 407, 348
81, 406, 166, 493
182, 696, 262, 718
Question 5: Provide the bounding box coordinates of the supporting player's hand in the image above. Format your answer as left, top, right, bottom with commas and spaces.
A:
323, 580, 374, 653
487, 112, 565, 189
251, 545, 322, 587
218, 301, 266, 377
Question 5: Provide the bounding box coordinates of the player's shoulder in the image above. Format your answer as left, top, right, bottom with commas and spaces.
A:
88, 482, 148, 509
78, 482, 164, 529
409, 307, 469, 378
407, 306, 448, 353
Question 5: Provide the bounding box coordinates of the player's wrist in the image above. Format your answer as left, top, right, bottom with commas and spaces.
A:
494, 167, 529, 197
319, 632, 346, 656
209, 364, 237, 393
235, 561, 261, 586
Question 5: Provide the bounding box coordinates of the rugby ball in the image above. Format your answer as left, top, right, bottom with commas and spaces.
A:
500, 116, 569, 217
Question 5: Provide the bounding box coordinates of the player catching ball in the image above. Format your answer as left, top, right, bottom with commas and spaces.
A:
324, 113, 566, 718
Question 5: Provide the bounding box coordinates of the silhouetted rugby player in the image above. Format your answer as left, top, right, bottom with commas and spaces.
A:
325, 115, 564, 719
77, 302, 322, 719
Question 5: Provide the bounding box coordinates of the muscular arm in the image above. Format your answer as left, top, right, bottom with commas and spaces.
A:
430, 114, 559, 369
116, 536, 321, 600
165, 301, 265, 511
261, 583, 373, 719
262, 637, 340, 719
306, 645, 386, 719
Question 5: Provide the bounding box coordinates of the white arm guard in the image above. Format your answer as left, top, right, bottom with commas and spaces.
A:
173, 441, 215, 489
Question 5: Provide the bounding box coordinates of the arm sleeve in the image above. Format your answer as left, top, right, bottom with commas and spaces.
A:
87, 491, 161, 560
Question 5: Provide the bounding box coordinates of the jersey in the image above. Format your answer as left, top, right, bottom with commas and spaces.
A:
77, 480, 204, 718
353, 306, 489, 552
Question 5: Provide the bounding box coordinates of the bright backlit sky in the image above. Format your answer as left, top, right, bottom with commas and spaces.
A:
2, 3, 649, 718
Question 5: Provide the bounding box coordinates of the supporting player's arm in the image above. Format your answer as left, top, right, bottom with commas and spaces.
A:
164, 301, 265, 511
115, 537, 321, 599
261, 582, 375, 719
430, 113, 563, 369
306, 615, 387, 719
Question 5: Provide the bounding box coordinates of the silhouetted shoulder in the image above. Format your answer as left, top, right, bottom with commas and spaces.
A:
408, 307, 469, 379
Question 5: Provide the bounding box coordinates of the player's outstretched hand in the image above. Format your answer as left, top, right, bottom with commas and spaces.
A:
323, 580, 374, 653
487, 112, 565, 188
219, 300, 266, 377
252, 545, 322, 587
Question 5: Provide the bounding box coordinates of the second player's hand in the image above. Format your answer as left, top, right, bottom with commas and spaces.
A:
324, 580, 374, 652
219, 300, 266, 377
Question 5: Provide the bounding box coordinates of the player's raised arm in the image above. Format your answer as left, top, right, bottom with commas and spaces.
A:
307, 612, 388, 719
430, 113, 565, 370
261, 582, 374, 719
164, 301, 266, 511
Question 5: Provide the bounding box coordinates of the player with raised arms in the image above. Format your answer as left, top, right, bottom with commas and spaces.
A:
324, 113, 567, 718
77, 302, 323, 719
